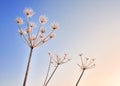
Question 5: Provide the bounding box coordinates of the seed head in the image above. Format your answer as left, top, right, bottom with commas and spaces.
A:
16, 17, 23, 25
51, 23, 59, 30
24, 8, 34, 17
26, 28, 32, 33
18, 29, 26, 35
40, 34, 45, 39
40, 28, 46, 33
29, 22, 36, 28
39, 16, 47, 24
49, 33, 55, 39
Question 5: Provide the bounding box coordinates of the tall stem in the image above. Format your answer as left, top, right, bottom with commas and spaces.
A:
43, 61, 51, 86
44, 65, 59, 86
23, 47, 34, 86
75, 69, 85, 86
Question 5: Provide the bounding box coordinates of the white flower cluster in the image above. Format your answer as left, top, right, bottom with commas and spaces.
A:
16, 8, 59, 48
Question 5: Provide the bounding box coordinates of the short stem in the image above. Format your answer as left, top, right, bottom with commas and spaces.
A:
23, 47, 34, 86
44, 65, 59, 86
75, 69, 85, 86
43, 61, 51, 86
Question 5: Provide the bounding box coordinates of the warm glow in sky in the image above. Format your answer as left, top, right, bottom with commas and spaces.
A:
0, 0, 120, 86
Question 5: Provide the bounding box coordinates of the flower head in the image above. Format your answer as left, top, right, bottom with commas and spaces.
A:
49, 33, 55, 39
16, 17, 23, 25
29, 22, 36, 28
40, 33, 45, 39
24, 8, 34, 17
51, 23, 59, 30
18, 29, 26, 35
40, 28, 46, 33
39, 16, 47, 24
26, 28, 32, 33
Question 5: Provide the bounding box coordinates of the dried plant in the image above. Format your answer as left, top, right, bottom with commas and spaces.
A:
43, 52, 70, 86
16, 8, 59, 86
75, 54, 95, 86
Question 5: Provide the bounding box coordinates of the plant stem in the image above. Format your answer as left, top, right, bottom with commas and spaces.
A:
23, 47, 34, 86
44, 65, 59, 86
43, 61, 51, 86
75, 69, 85, 86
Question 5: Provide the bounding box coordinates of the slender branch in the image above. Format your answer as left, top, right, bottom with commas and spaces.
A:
44, 30, 54, 40
26, 16, 29, 28
26, 16, 32, 46
34, 24, 42, 43
34, 30, 54, 47
43, 61, 51, 86
80, 56, 84, 68
86, 59, 94, 67
20, 35, 29, 46
18, 26, 30, 46
44, 65, 59, 86
23, 47, 34, 86
75, 69, 85, 86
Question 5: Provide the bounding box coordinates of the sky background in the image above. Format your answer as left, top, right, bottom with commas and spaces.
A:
0, 0, 120, 86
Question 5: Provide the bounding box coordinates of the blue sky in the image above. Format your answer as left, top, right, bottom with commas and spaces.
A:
1, 0, 120, 86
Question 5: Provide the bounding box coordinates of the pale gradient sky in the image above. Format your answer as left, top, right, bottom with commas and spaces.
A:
0, 0, 120, 86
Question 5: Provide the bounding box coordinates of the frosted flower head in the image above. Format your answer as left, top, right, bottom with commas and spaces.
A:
48, 51, 51, 55
40, 28, 46, 33
79, 53, 83, 56
29, 22, 36, 28
49, 33, 55, 38
51, 23, 59, 30
63, 53, 68, 59
16, 17, 23, 25
26, 28, 32, 33
24, 8, 34, 17
40, 33, 45, 39
18, 29, 26, 35
39, 16, 47, 24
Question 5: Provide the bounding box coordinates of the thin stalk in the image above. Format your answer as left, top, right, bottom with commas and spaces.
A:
80, 56, 84, 68
34, 24, 42, 43
23, 47, 34, 86
35, 30, 54, 47
44, 65, 59, 86
43, 61, 51, 86
26, 16, 32, 46
75, 69, 85, 86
